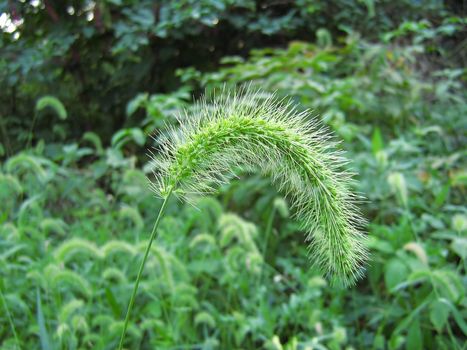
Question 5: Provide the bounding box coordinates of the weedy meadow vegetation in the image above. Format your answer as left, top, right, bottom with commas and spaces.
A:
117, 89, 368, 347
0, 2, 466, 350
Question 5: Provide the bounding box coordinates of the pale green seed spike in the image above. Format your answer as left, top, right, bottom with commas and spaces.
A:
152, 88, 368, 287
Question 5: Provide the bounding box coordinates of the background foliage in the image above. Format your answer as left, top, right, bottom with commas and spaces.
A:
0, 1, 466, 349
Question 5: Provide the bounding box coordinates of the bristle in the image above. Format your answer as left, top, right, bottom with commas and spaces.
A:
150, 87, 368, 286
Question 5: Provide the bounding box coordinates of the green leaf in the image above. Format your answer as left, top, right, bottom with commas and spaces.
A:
36, 289, 53, 350
434, 183, 450, 207
385, 258, 408, 290
273, 197, 289, 218
387, 172, 408, 207
111, 128, 146, 149
451, 170, 467, 186
429, 298, 450, 332
371, 127, 384, 155
367, 236, 394, 254
104, 287, 120, 318
36, 96, 67, 120
450, 237, 467, 259
432, 270, 464, 302
406, 317, 422, 350
436, 298, 467, 336
126, 93, 148, 117
451, 214, 467, 232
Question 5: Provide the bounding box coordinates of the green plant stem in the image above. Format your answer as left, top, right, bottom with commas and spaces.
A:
0, 285, 20, 349
0, 114, 12, 157
118, 188, 173, 350
257, 204, 275, 289
26, 115, 36, 150
262, 205, 276, 261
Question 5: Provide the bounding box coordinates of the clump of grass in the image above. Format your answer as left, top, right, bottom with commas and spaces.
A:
118, 88, 368, 348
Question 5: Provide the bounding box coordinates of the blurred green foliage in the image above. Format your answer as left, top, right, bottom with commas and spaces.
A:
0, 1, 466, 349
0, 0, 460, 151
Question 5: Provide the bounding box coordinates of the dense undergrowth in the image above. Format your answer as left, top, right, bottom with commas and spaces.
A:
1, 2, 466, 350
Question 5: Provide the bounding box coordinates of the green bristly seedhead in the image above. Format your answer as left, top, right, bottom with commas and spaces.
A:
151, 89, 368, 287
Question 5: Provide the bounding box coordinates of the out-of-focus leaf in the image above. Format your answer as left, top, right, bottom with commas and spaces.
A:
371, 127, 384, 156
432, 270, 464, 302
406, 317, 422, 350
450, 237, 467, 259
385, 258, 408, 290
36, 289, 53, 350
126, 93, 148, 117
387, 172, 408, 207
111, 128, 146, 149
451, 214, 467, 232
429, 298, 450, 332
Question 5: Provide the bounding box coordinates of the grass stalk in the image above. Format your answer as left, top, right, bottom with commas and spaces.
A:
117, 187, 173, 350
0, 286, 20, 350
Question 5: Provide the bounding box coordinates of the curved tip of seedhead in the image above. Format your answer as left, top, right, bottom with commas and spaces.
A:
326, 243, 369, 288
150, 86, 369, 287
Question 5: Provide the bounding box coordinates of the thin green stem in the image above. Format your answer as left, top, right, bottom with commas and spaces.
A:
262, 205, 276, 260
0, 114, 12, 158
117, 188, 173, 350
257, 204, 275, 290
25, 112, 38, 151
0, 285, 20, 349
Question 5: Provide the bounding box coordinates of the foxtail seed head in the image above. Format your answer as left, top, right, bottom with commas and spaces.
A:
151, 89, 368, 286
